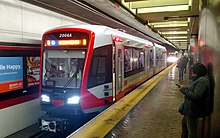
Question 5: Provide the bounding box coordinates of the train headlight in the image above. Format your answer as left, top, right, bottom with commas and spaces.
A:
41, 94, 50, 102
67, 96, 80, 104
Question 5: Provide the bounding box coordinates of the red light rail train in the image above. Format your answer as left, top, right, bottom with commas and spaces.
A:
39, 25, 167, 132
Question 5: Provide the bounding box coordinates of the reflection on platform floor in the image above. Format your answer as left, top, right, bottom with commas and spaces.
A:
106, 66, 189, 138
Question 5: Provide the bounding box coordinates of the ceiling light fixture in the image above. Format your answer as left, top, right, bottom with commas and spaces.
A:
164, 15, 199, 21
161, 31, 188, 35
138, 5, 189, 13
153, 24, 188, 28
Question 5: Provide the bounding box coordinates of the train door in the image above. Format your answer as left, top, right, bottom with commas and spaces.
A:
147, 47, 154, 76
113, 41, 123, 101
145, 48, 149, 75
117, 49, 122, 92
112, 46, 116, 102
153, 46, 156, 74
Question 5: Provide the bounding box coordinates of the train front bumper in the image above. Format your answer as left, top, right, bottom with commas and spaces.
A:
39, 116, 68, 133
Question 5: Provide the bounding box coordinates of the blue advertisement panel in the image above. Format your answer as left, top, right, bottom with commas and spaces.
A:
0, 57, 23, 93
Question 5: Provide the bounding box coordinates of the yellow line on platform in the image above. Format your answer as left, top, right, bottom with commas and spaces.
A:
68, 64, 176, 138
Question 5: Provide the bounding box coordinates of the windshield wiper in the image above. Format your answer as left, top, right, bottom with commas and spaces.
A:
64, 74, 76, 88
63, 68, 79, 88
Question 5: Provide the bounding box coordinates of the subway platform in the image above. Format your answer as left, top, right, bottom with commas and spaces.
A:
105, 65, 187, 138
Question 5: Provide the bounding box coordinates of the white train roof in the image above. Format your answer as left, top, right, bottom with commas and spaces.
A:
46, 25, 165, 49
154, 43, 167, 51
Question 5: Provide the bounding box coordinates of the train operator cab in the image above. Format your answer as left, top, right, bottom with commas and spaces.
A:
39, 29, 90, 132
41, 50, 85, 112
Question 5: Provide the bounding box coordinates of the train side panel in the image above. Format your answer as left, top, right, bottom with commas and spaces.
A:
81, 33, 113, 113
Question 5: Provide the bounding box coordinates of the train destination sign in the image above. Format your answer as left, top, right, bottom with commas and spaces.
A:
44, 31, 89, 47
45, 39, 87, 46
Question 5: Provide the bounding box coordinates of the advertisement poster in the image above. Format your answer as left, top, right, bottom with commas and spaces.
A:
27, 57, 40, 87
0, 57, 23, 93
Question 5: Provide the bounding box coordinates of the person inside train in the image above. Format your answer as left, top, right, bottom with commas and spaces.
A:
178, 63, 211, 138
49, 65, 58, 77
69, 61, 81, 79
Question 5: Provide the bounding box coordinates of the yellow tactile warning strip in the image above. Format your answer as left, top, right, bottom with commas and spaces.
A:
67, 63, 176, 138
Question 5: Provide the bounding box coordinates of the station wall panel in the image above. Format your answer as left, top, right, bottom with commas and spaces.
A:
0, 0, 88, 44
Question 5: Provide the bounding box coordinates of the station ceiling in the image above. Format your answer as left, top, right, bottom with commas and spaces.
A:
20, 0, 199, 50
116, 0, 199, 50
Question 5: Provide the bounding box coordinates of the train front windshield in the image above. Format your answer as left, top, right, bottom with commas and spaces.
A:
42, 50, 85, 89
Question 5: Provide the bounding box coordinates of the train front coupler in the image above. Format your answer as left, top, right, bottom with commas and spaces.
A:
39, 116, 68, 133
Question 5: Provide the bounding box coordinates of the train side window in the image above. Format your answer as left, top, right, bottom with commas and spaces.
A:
132, 49, 139, 70
87, 45, 112, 88
124, 48, 132, 72
149, 49, 154, 69
157, 50, 163, 67
140, 51, 144, 68
124, 47, 144, 78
